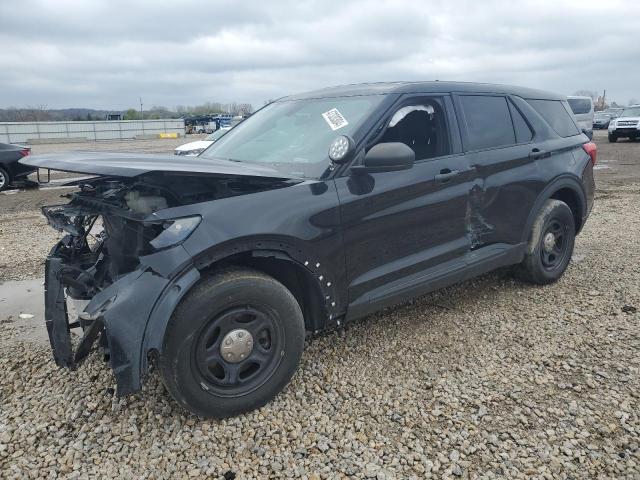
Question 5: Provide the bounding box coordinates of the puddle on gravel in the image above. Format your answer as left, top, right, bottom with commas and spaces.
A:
0, 278, 48, 344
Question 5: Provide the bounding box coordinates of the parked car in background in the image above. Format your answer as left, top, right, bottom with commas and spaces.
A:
25, 81, 596, 418
174, 127, 231, 156
567, 96, 594, 136
604, 108, 623, 119
608, 105, 640, 142
593, 112, 612, 129
0, 143, 33, 191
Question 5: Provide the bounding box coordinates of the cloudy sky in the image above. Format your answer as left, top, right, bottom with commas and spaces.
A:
0, 0, 638, 110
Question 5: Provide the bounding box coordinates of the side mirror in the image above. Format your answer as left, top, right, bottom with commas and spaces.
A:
351, 142, 415, 174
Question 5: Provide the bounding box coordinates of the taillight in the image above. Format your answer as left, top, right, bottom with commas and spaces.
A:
19, 148, 30, 157
582, 142, 597, 165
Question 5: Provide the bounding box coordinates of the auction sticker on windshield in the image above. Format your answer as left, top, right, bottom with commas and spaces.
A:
322, 108, 349, 130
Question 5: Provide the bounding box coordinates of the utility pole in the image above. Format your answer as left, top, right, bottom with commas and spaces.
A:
139, 97, 145, 134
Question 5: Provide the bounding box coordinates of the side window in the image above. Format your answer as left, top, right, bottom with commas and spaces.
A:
460, 95, 516, 150
526, 99, 580, 137
508, 102, 533, 143
375, 98, 450, 160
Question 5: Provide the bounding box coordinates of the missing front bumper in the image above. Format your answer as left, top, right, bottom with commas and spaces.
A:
43, 240, 200, 397
44, 248, 107, 369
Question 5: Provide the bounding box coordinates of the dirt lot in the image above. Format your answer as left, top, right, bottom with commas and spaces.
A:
0, 132, 639, 478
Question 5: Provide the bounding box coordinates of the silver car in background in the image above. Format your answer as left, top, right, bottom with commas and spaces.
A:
593, 112, 612, 129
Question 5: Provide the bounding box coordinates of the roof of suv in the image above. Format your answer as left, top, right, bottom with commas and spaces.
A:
283, 81, 565, 101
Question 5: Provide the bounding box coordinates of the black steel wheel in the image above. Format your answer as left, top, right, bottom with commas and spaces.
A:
193, 306, 284, 397
539, 219, 569, 271
159, 267, 305, 418
516, 199, 575, 285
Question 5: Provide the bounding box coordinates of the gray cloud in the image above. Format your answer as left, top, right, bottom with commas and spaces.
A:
0, 0, 638, 109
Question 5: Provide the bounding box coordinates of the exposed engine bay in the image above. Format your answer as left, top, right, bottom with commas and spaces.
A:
43, 172, 296, 301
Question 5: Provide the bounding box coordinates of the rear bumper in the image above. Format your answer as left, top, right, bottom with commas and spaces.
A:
44, 240, 200, 396
581, 162, 595, 226
6, 161, 36, 180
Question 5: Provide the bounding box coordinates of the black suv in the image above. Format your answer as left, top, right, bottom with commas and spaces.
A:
24, 82, 596, 418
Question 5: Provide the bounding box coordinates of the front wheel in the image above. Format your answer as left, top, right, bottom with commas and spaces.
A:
516, 199, 575, 285
608, 134, 618, 143
159, 268, 305, 418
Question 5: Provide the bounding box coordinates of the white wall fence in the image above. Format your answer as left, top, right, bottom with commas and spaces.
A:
0, 119, 185, 143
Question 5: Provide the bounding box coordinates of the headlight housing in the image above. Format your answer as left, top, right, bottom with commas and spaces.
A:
149, 216, 201, 250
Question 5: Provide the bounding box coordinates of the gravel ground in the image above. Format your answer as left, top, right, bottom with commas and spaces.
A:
1, 135, 639, 478
0, 188, 66, 281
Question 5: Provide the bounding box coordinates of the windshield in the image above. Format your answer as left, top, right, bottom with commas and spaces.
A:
621, 107, 640, 117
200, 95, 385, 178
567, 98, 592, 115
594, 113, 610, 119
205, 129, 229, 141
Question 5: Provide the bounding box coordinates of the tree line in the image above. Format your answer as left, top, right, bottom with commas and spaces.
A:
0, 102, 254, 122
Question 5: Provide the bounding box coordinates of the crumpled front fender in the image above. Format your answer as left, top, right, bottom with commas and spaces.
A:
84, 259, 200, 396
45, 240, 201, 397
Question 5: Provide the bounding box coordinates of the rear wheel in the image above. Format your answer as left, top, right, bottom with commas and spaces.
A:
159, 267, 305, 418
516, 199, 575, 285
608, 134, 617, 142
0, 167, 10, 191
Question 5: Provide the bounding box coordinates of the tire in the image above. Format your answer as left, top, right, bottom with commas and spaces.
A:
159, 267, 305, 418
0, 167, 10, 191
516, 199, 575, 285
608, 134, 617, 143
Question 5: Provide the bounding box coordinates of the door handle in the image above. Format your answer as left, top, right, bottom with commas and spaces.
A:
434, 169, 460, 182
529, 147, 547, 159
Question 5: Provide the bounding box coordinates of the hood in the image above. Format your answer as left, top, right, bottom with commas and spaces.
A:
20, 151, 296, 179
175, 140, 214, 152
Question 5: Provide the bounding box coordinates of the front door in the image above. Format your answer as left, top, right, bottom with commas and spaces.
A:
335, 95, 473, 314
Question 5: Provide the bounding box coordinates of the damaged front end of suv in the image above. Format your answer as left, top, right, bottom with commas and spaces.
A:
42, 177, 203, 394
30, 153, 306, 397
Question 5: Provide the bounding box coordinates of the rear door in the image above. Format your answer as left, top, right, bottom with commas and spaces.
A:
335, 95, 473, 311
453, 93, 537, 247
